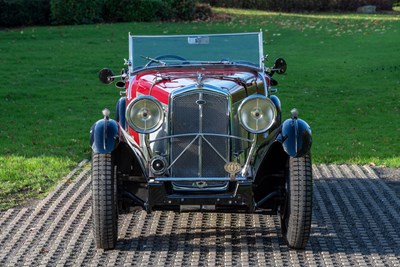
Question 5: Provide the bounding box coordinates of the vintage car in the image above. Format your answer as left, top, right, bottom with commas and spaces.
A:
90, 32, 313, 250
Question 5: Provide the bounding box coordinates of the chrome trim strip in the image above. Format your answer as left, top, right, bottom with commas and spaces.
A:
258, 30, 264, 71
198, 92, 203, 176
132, 32, 261, 38
148, 133, 253, 143
169, 84, 229, 100
173, 183, 229, 192
128, 33, 133, 73
154, 177, 248, 181
131, 64, 262, 75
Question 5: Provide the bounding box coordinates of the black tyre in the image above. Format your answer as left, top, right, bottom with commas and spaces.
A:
92, 152, 118, 249
280, 154, 313, 249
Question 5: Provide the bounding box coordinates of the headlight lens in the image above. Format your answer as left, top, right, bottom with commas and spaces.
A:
126, 96, 164, 133
238, 95, 277, 133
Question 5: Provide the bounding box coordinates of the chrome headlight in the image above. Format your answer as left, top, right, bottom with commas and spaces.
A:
125, 96, 164, 134
238, 94, 277, 133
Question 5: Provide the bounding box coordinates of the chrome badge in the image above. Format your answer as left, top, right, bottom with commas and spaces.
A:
224, 162, 242, 181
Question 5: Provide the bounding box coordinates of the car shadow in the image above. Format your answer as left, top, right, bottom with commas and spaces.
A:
107, 175, 400, 260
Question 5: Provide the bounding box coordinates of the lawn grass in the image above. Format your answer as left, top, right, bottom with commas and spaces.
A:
0, 9, 399, 209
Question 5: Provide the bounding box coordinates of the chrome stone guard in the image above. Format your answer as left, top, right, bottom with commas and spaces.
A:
149, 133, 256, 181
120, 125, 257, 181
120, 127, 148, 176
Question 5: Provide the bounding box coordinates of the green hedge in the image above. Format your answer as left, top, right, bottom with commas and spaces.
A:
0, 0, 198, 27
103, 0, 173, 22
103, 0, 196, 22
50, 0, 103, 25
203, 0, 394, 11
172, 0, 197, 20
1, 0, 394, 27
0, 0, 51, 27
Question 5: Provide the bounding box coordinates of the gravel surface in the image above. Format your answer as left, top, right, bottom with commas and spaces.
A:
0, 162, 399, 266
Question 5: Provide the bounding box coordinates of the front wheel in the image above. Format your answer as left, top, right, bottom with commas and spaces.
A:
280, 154, 313, 249
92, 152, 118, 249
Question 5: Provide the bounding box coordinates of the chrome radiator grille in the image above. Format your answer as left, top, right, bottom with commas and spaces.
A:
170, 90, 229, 178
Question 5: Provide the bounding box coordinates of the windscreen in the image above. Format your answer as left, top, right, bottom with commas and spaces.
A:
129, 32, 263, 70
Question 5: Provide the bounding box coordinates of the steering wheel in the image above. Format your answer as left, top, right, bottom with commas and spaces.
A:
145, 54, 187, 67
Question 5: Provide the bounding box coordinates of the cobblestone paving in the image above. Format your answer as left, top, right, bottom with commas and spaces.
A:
1, 161, 399, 266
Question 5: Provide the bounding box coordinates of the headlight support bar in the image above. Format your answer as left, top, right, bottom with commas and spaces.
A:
241, 134, 258, 177
120, 127, 148, 177
148, 133, 254, 172
148, 133, 253, 144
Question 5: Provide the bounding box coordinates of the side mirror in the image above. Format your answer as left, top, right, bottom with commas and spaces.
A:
273, 58, 287, 75
99, 68, 115, 84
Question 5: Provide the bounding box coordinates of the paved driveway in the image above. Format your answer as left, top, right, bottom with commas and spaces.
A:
0, 161, 399, 266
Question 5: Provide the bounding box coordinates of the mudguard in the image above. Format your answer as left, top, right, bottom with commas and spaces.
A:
270, 95, 281, 113
115, 97, 126, 129
90, 118, 119, 154
278, 117, 312, 158
270, 95, 282, 127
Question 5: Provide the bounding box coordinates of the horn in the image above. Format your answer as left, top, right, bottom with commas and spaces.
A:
115, 81, 126, 89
